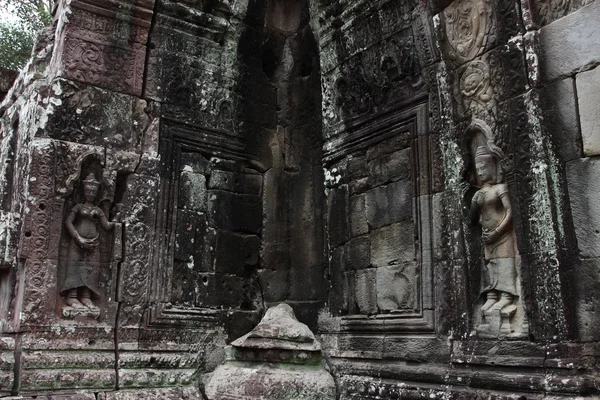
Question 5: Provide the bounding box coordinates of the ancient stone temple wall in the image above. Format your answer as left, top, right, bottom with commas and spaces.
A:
311, 0, 600, 398
0, 0, 599, 398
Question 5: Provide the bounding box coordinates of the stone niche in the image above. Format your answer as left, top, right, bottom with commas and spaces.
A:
462, 120, 528, 338
325, 98, 436, 333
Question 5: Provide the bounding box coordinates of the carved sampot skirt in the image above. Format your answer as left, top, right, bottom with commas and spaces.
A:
59, 242, 102, 297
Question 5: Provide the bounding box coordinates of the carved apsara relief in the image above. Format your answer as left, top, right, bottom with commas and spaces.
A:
465, 120, 526, 337
58, 157, 122, 320
60, 172, 121, 319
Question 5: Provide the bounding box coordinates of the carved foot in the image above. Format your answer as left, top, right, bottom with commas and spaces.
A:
480, 291, 499, 314
500, 304, 517, 317
489, 293, 512, 312
64, 297, 87, 309
80, 297, 96, 310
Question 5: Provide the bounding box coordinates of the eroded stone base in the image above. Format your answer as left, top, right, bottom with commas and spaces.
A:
2, 387, 204, 400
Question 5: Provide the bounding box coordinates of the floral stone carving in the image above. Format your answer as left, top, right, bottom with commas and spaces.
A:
442, 0, 495, 64
60, 172, 121, 319
205, 303, 336, 400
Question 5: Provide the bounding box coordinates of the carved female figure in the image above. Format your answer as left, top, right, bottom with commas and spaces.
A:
60, 173, 115, 313
469, 145, 518, 316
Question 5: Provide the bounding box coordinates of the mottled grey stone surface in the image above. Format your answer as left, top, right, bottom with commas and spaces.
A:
179, 171, 207, 211
539, 1, 600, 81
573, 258, 600, 341
355, 268, 378, 314
370, 222, 415, 268
567, 157, 600, 258
577, 67, 600, 156
541, 78, 581, 161
349, 194, 369, 238
365, 179, 412, 229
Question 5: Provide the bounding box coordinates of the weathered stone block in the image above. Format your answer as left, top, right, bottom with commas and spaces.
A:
355, 268, 378, 315
349, 194, 368, 238
207, 190, 262, 234
327, 185, 350, 247
376, 265, 415, 312
527, 0, 595, 27
566, 157, 600, 258
45, 83, 148, 152
370, 222, 415, 268
174, 209, 207, 262
346, 154, 367, 181
100, 388, 204, 399
261, 224, 290, 271
541, 78, 581, 161
367, 148, 411, 187
349, 177, 369, 196
215, 230, 260, 275
179, 171, 207, 211
208, 170, 237, 192
196, 274, 259, 309
242, 172, 263, 195
259, 268, 290, 302
171, 259, 201, 304
365, 179, 412, 229
208, 170, 261, 195
573, 258, 600, 341
343, 235, 370, 271
576, 67, 600, 156
263, 169, 288, 223
180, 152, 211, 175
290, 264, 325, 301
539, 1, 600, 81
328, 246, 345, 315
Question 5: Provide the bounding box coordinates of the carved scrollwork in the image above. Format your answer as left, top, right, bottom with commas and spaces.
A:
441, 0, 495, 64
62, 33, 145, 95
118, 175, 158, 303
460, 60, 494, 112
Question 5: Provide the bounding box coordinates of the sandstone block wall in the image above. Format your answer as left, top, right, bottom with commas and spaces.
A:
0, 0, 598, 398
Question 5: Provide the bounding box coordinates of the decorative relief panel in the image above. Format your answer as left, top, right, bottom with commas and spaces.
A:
60, 0, 154, 96
440, 0, 496, 65
118, 173, 158, 305
17, 140, 60, 326
322, 26, 427, 137
62, 34, 146, 97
